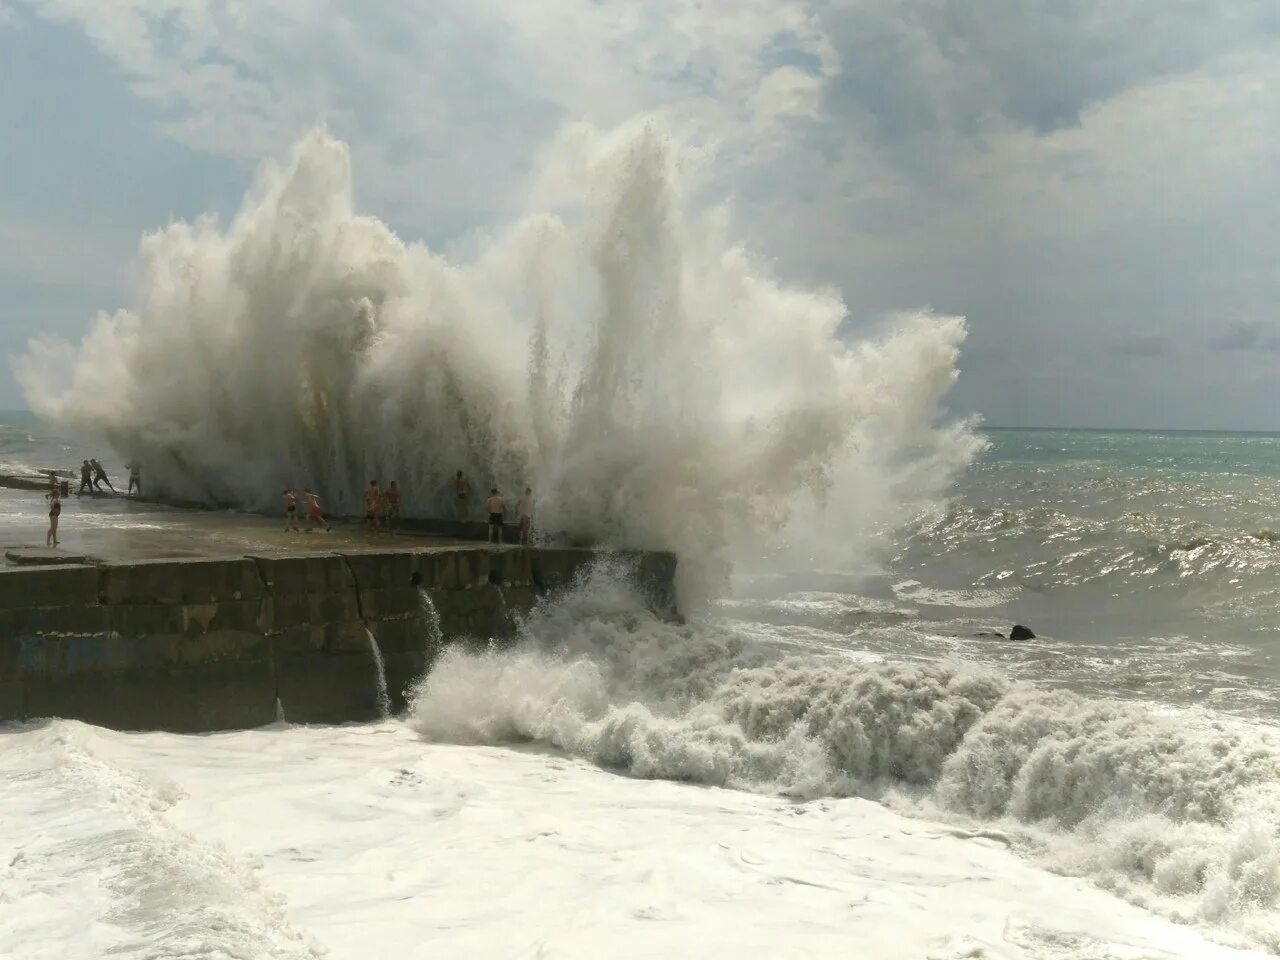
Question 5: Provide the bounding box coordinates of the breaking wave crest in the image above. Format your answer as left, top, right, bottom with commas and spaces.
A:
16, 122, 980, 594
409, 562, 1280, 952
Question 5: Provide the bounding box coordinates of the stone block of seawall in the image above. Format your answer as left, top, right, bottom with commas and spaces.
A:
529, 549, 595, 592
200, 599, 270, 634
435, 551, 459, 589
275, 652, 381, 724
0, 633, 18, 676
178, 630, 272, 665
340, 551, 416, 591
23, 662, 275, 731
17, 633, 182, 677
106, 603, 187, 637
101, 558, 266, 605
0, 603, 112, 641
369, 617, 429, 656
250, 554, 351, 596
0, 680, 21, 721
0, 565, 101, 610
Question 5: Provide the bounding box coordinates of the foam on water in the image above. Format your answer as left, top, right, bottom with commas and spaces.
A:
0, 721, 325, 959
408, 561, 1280, 952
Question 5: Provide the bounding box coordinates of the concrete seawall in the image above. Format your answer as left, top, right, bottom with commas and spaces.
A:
0, 546, 677, 731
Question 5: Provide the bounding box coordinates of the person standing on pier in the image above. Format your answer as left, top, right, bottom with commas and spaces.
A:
77, 460, 92, 495
305, 490, 330, 531
126, 460, 141, 496
282, 489, 299, 531
365, 480, 384, 532
90, 459, 114, 492
485, 487, 506, 544
516, 486, 534, 545
384, 480, 401, 534
454, 470, 472, 519
46, 487, 61, 547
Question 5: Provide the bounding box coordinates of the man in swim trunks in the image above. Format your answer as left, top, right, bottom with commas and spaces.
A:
78, 460, 92, 495
282, 489, 299, 531
516, 486, 533, 545
485, 487, 505, 544
384, 480, 401, 535
364, 480, 383, 532
126, 460, 141, 496
304, 490, 330, 531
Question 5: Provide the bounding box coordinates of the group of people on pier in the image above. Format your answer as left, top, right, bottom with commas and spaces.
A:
74, 458, 141, 496
280, 471, 535, 544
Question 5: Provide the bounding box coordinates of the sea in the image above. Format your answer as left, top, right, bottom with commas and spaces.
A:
4, 418, 1280, 958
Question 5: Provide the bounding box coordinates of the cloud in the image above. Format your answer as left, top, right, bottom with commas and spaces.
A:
13, 0, 834, 234
7, 0, 1280, 427
1209, 320, 1280, 352
1114, 334, 1172, 358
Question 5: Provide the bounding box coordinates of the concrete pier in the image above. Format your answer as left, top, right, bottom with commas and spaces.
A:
0, 545, 677, 731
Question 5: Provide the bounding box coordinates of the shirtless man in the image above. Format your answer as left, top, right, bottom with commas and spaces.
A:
304, 490, 330, 531
126, 461, 141, 496
282, 489, 299, 531
485, 487, 506, 544
516, 487, 534, 545
384, 481, 401, 535
77, 460, 92, 495
364, 480, 383, 532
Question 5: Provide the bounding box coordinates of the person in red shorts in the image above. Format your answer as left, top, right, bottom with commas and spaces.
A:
304, 490, 330, 531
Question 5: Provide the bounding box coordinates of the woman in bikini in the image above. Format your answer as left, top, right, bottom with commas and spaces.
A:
46, 488, 61, 548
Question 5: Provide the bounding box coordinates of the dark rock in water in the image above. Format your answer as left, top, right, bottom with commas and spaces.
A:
1009, 624, 1036, 642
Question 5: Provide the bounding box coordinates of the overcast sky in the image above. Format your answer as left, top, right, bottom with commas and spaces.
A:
2, 1, 1279, 429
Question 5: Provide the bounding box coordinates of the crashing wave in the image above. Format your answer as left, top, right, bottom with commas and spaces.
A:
409, 561, 1280, 952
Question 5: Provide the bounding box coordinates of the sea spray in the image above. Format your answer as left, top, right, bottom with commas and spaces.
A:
17, 122, 981, 596
417, 586, 443, 649
363, 628, 391, 720
495, 585, 511, 632
407, 562, 1280, 952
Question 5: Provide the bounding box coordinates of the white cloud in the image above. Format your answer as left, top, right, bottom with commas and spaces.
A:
14, 0, 835, 234
9, 0, 1280, 426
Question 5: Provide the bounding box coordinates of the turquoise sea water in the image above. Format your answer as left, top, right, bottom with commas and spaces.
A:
4, 416, 1279, 719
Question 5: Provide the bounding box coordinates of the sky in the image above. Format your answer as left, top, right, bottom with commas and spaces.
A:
1, 0, 1278, 430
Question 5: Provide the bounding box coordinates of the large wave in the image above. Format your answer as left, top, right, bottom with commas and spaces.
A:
16, 122, 979, 594
409, 562, 1280, 953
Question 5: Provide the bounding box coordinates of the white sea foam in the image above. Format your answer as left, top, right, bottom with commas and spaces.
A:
17, 122, 980, 597
408, 562, 1280, 952
3, 719, 1264, 959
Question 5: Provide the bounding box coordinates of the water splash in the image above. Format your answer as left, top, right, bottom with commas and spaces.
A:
408, 561, 1280, 953
17, 122, 980, 598
363, 627, 391, 720
417, 586, 443, 649
494, 584, 511, 633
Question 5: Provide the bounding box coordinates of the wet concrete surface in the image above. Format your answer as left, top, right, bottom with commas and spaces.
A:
0, 487, 475, 565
